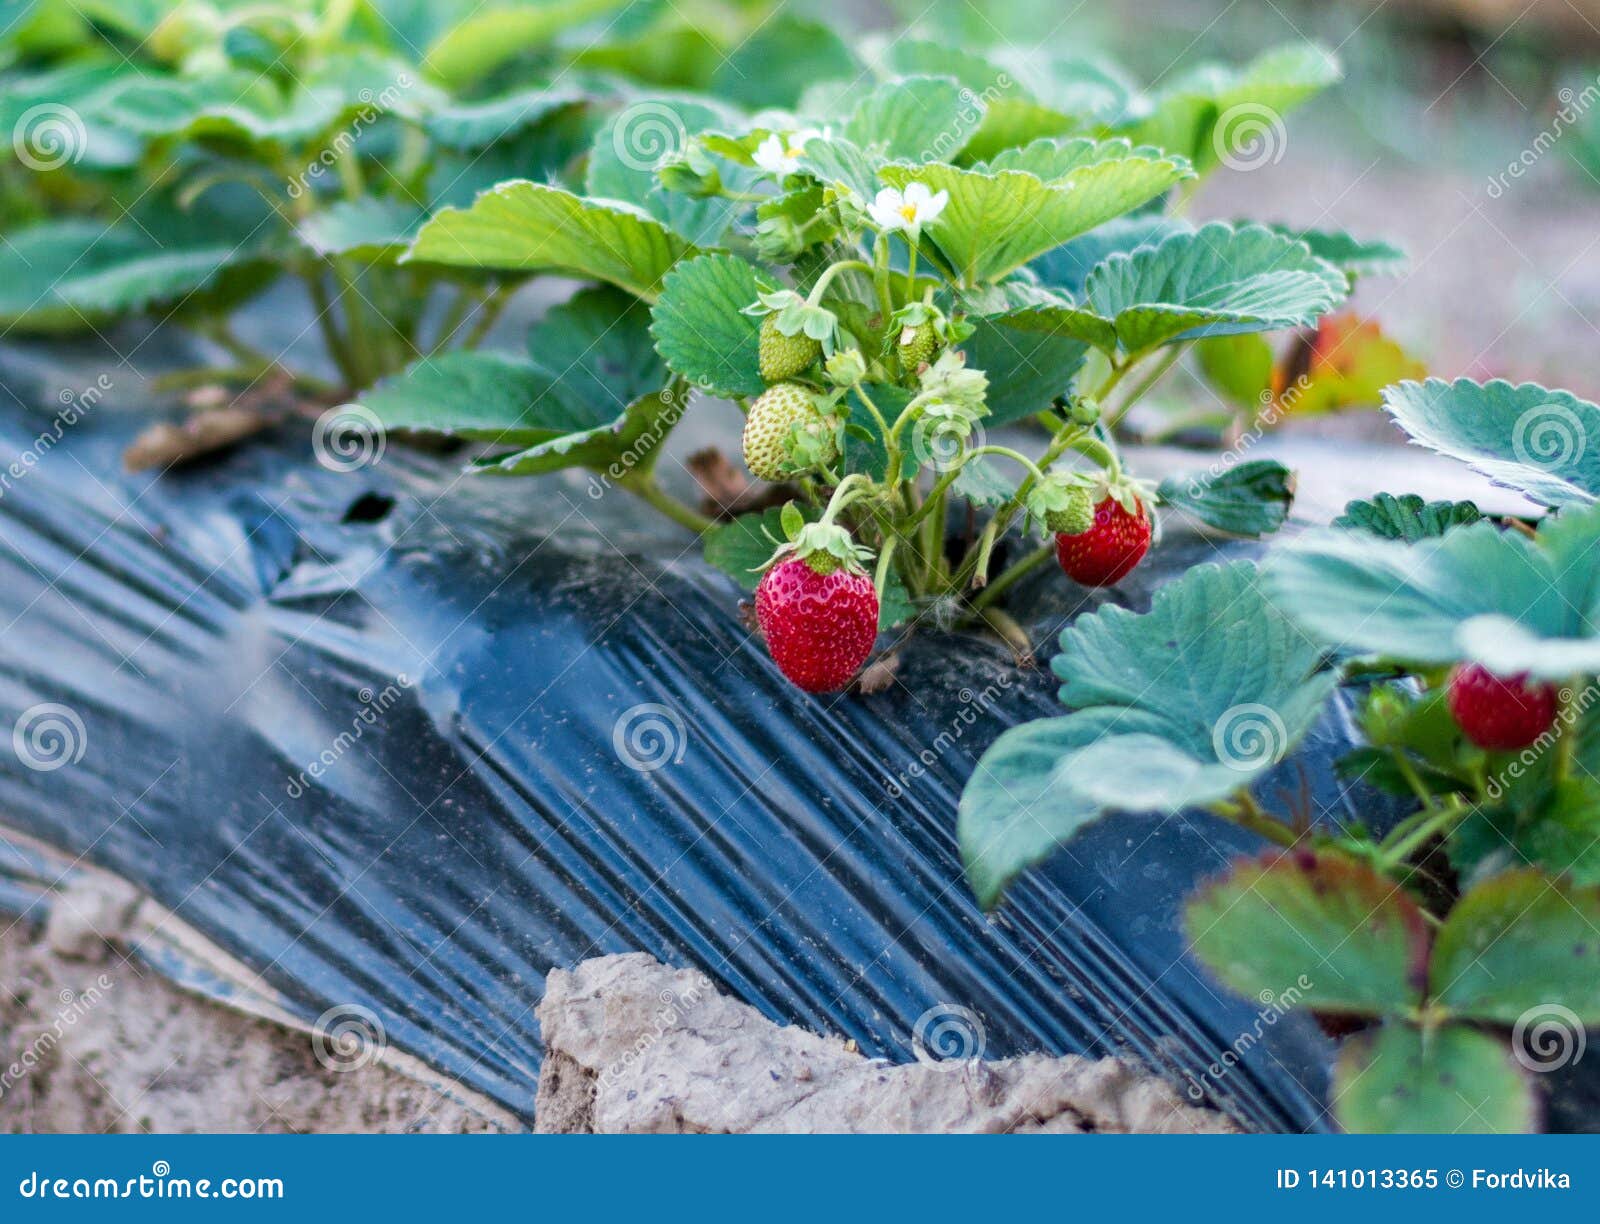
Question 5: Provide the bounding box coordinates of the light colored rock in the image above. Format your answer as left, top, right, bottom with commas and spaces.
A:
535, 953, 1240, 1134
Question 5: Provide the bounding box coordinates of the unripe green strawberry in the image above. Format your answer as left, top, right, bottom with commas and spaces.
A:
759, 315, 821, 382
1043, 486, 1094, 535
743, 383, 831, 481
897, 320, 939, 370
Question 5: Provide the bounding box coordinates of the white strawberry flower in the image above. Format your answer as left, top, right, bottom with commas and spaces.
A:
867, 181, 949, 233
753, 129, 821, 175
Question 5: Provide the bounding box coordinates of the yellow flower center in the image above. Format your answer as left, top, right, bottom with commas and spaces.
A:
899, 203, 919, 223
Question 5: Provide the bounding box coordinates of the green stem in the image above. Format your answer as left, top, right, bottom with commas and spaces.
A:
459, 283, 513, 350
1103, 346, 1184, 429
426, 286, 479, 357
805, 259, 873, 307
967, 444, 1048, 484
622, 475, 716, 534
872, 234, 895, 329
1211, 793, 1300, 848
901, 467, 963, 532
821, 472, 875, 524
303, 269, 358, 390
1555, 678, 1583, 784
873, 534, 898, 596
976, 606, 1032, 660
919, 484, 946, 588
1379, 800, 1468, 869
969, 543, 1052, 612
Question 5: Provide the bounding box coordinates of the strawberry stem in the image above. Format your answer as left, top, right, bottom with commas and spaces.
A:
621, 475, 716, 534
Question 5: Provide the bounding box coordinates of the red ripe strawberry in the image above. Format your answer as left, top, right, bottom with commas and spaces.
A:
756, 556, 878, 693
1054, 495, 1151, 587
1447, 664, 1558, 751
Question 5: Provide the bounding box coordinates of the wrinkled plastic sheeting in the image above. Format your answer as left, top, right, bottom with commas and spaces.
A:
0, 338, 1453, 1133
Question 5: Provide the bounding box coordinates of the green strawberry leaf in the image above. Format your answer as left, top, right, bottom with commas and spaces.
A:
710, 16, 856, 109
525, 286, 668, 416
1029, 214, 1190, 298
1333, 1023, 1534, 1135
299, 197, 424, 260
362, 287, 669, 457
1430, 869, 1600, 1023
423, 0, 629, 88
1266, 225, 1407, 280
586, 95, 747, 245
703, 506, 806, 590
1130, 44, 1341, 174
950, 456, 1017, 509
358, 351, 556, 444
845, 75, 983, 162
1453, 783, 1600, 889
423, 87, 587, 150
0, 218, 267, 331
1383, 379, 1600, 508
649, 253, 774, 398
92, 53, 439, 147
1157, 460, 1294, 538
1262, 502, 1600, 678
403, 181, 692, 300
1333, 493, 1483, 542
792, 134, 883, 202
1186, 849, 1431, 1015
995, 222, 1349, 358
877, 570, 915, 630
978, 135, 1191, 189
958, 315, 1086, 426
878, 153, 1188, 285
475, 389, 680, 478
959, 561, 1337, 908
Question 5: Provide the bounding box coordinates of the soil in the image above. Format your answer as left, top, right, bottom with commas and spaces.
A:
0, 895, 502, 1134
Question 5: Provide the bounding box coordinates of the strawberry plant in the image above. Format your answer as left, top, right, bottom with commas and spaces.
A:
0, 0, 771, 395
356, 38, 1367, 689
959, 373, 1600, 1132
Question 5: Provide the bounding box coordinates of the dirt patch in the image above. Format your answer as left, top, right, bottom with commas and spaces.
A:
0, 891, 502, 1134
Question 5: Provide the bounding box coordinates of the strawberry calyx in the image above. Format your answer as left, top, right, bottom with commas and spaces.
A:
1025, 473, 1096, 536
759, 521, 873, 577
742, 289, 839, 355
